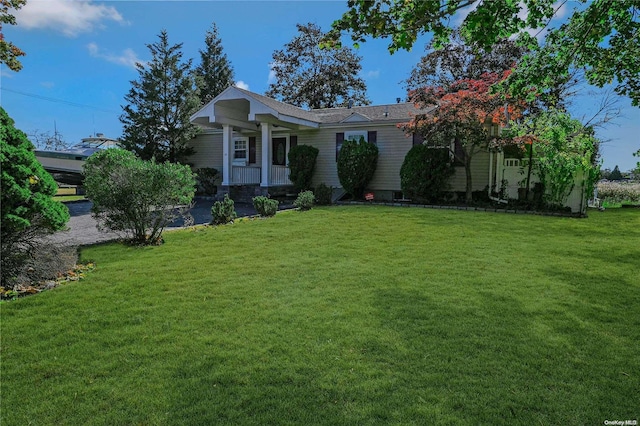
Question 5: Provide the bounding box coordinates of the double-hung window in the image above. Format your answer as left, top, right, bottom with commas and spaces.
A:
233, 137, 248, 165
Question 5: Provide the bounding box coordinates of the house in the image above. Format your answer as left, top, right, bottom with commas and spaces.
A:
189, 87, 588, 213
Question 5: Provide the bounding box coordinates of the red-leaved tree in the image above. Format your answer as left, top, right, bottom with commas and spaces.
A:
401, 70, 524, 203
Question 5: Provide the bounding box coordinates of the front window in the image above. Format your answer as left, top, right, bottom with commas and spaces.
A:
233, 138, 248, 163
344, 130, 368, 143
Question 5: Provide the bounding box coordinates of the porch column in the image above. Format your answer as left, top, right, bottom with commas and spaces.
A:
221, 124, 233, 186
488, 150, 494, 196
260, 122, 271, 187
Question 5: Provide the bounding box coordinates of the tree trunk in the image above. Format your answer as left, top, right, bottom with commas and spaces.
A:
465, 155, 473, 204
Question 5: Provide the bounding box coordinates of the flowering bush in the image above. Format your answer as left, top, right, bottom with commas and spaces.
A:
597, 181, 640, 203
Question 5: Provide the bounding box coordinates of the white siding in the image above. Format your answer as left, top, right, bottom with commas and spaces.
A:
188, 132, 223, 170
449, 150, 491, 192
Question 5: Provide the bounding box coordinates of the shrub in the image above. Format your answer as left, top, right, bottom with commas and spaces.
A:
211, 194, 237, 224
252, 196, 279, 217
288, 145, 319, 191
400, 145, 454, 203
337, 137, 378, 199
314, 183, 333, 205
83, 149, 196, 245
294, 191, 315, 211
1, 107, 69, 287
195, 167, 220, 196
597, 181, 640, 203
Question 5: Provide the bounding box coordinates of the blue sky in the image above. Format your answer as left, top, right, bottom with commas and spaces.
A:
1, 0, 638, 171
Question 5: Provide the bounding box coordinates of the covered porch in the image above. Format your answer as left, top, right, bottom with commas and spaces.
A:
190, 86, 320, 192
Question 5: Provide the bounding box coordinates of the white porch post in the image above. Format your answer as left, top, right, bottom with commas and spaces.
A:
222, 124, 233, 185
260, 122, 271, 187
488, 150, 494, 196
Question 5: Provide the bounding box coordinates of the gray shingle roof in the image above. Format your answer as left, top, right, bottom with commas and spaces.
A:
222, 87, 434, 125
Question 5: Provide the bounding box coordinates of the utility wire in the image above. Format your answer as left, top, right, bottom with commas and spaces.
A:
1, 87, 120, 114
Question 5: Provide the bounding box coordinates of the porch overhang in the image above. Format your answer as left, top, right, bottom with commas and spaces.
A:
191, 86, 320, 131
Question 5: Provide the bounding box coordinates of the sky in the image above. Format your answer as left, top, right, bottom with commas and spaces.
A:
1, 0, 639, 171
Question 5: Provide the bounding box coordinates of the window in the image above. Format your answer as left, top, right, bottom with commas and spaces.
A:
336, 131, 377, 161
233, 137, 248, 164
344, 130, 368, 143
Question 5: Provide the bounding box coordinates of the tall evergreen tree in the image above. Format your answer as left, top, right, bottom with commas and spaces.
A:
195, 22, 235, 105
266, 23, 370, 110
120, 30, 200, 164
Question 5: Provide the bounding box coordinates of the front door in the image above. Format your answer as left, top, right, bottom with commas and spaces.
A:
272, 137, 287, 166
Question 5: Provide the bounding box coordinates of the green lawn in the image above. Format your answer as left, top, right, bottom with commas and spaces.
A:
1, 206, 638, 425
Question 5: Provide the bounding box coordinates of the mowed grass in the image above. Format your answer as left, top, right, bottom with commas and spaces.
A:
1, 206, 638, 425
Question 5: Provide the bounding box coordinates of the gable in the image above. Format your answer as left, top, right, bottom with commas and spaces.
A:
340, 112, 372, 123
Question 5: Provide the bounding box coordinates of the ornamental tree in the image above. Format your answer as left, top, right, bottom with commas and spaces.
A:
402, 70, 524, 203
1, 107, 69, 286
326, 0, 640, 107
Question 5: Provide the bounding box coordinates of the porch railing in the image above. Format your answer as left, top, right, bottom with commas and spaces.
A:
231, 166, 261, 185
271, 165, 291, 185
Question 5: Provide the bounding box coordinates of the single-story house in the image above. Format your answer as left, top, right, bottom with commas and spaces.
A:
189, 86, 588, 213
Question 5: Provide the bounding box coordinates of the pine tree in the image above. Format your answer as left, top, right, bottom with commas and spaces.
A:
266, 23, 370, 110
195, 22, 235, 105
120, 30, 200, 163
609, 165, 623, 181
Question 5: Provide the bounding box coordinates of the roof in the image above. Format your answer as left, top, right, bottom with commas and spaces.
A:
312, 103, 434, 124
191, 87, 434, 129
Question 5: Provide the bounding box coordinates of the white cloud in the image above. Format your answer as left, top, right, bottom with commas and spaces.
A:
1, 67, 15, 78
87, 42, 142, 69
15, 0, 125, 37
267, 62, 280, 84
365, 70, 380, 79
40, 81, 55, 89
234, 81, 250, 90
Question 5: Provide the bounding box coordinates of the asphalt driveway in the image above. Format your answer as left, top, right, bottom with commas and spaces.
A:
47, 197, 290, 247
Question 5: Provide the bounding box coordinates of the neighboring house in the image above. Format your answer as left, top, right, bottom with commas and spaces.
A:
189, 87, 588, 213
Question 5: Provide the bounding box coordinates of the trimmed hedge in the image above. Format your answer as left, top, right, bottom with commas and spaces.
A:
337, 137, 378, 199
288, 145, 319, 191
400, 145, 454, 203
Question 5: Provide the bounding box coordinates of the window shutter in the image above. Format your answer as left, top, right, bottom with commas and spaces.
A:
367, 131, 377, 145
290, 135, 297, 149
453, 138, 466, 165
249, 137, 256, 164
336, 132, 344, 161
412, 133, 424, 146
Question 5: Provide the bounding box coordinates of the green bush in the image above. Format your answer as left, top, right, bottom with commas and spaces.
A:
195, 167, 220, 196
294, 191, 315, 211
337, 137, 378, 199
84, 149, 196, 245
252, 196, 279, 217
211, 194, 237, 224
1, 107, 70, 287
314, 183, 333, 205
400, 145, 455, 203
288, 145, 319, 191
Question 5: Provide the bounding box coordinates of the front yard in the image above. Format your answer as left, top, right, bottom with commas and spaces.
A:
1, 206, 638, 425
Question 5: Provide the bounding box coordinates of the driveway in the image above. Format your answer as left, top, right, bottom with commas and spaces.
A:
47, 197, 291, 247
